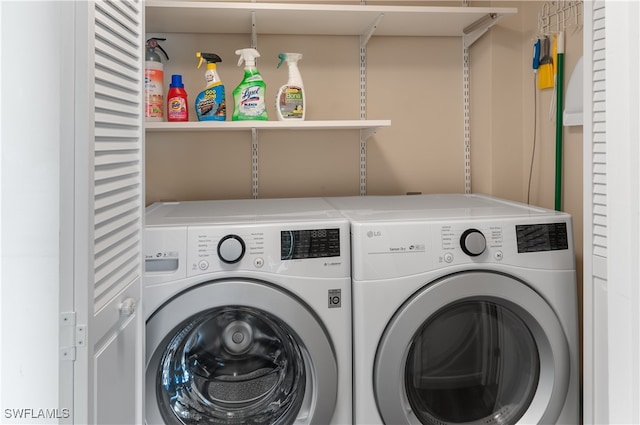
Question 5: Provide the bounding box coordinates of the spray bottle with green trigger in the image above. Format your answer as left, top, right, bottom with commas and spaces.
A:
194, 52, 226, 121
275, 53, 305, 121
232, 48, 267, 121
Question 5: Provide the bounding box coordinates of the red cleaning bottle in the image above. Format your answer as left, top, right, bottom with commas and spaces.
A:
167, 74, 189, 122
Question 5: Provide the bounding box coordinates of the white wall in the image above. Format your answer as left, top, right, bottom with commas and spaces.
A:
0, 2, 62, 423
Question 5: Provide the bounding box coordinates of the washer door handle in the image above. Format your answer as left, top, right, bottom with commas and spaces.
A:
119, 298, 137, 317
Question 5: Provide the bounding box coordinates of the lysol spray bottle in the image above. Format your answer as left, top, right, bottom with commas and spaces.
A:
232, 48, 268, 121
145, 37, 169, 121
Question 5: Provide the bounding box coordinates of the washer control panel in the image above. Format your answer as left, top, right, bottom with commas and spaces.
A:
144, 221, 350, 283
187, 223, 349, 278
281, 228, 341, 260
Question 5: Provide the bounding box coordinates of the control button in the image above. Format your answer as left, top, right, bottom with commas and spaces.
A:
444, 252, 454, 263
494, 251, 503, 261
217, 235, 246, 264
198, 260, 209, 270
460, 229, 486, 257
254, 257, 264, 268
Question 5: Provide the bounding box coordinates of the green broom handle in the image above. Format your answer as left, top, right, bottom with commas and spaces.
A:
555, 32, 565, 211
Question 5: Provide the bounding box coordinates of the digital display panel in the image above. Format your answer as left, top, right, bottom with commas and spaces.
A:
281, 228, 340, 260
516, 223, 569, 253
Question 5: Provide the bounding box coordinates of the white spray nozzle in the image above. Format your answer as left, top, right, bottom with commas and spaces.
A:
236, 48, 261, 67
277, 53, 303, 68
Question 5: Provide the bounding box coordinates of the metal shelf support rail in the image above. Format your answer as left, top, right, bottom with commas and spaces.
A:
460, 2, 505, 194
252, 128, 259, 199
463, 46, 471, 195
250, 11, 260, 198
359, 10, 384, 196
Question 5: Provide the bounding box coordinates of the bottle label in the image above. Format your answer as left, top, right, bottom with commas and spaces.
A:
145, 68, 164, 118
167, 95, 188, 121
238, 85, 267, 118
196, 84, 226, 121
278, 86, 304, 119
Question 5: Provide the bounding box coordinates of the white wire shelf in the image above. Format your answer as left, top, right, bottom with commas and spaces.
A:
145, 1, 517, 38
145, 119, 391, 137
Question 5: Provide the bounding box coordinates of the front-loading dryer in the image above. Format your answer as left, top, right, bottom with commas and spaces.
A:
327, 194, 579, 425
143, 198, 351, 425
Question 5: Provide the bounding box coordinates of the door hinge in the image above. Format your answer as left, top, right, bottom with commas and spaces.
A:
59, 312, 86, 361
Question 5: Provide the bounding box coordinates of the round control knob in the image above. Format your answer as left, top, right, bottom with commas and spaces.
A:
460, 229, 486, 257
217, 235, 246, 264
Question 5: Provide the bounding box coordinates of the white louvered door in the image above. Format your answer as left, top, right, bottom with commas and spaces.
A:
604, 1, 640, 423
583, 1, 608, 423
70, 1, 144, 423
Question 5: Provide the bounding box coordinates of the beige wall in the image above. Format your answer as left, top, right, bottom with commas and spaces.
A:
145, 0, 584, 288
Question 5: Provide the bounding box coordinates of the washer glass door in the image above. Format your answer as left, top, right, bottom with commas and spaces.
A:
146, 279, 338, 425
158, 306, 306, 425
374, 272, 570, 425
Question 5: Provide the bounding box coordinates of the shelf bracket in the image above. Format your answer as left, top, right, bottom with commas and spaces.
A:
360, 13, 384, 48
463, 13, 502, 48
360, 127, 380, 141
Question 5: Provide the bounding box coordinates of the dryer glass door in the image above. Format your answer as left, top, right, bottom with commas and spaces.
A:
404, 300, 539, 424
375, 271, 570, 425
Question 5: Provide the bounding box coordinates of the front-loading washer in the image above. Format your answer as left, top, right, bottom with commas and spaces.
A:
327, 194, 579, 425
143, 198, 351, 425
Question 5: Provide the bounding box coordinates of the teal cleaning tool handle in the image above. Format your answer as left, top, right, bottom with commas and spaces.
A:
532, 39, 541, 71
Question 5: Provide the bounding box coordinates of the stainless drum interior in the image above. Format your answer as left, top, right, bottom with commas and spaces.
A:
145, 279, 338, 425
156, 306, 306, 425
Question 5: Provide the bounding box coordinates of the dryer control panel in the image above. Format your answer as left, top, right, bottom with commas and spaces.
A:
350, 217, 574, 280
515, 223, 569, 253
